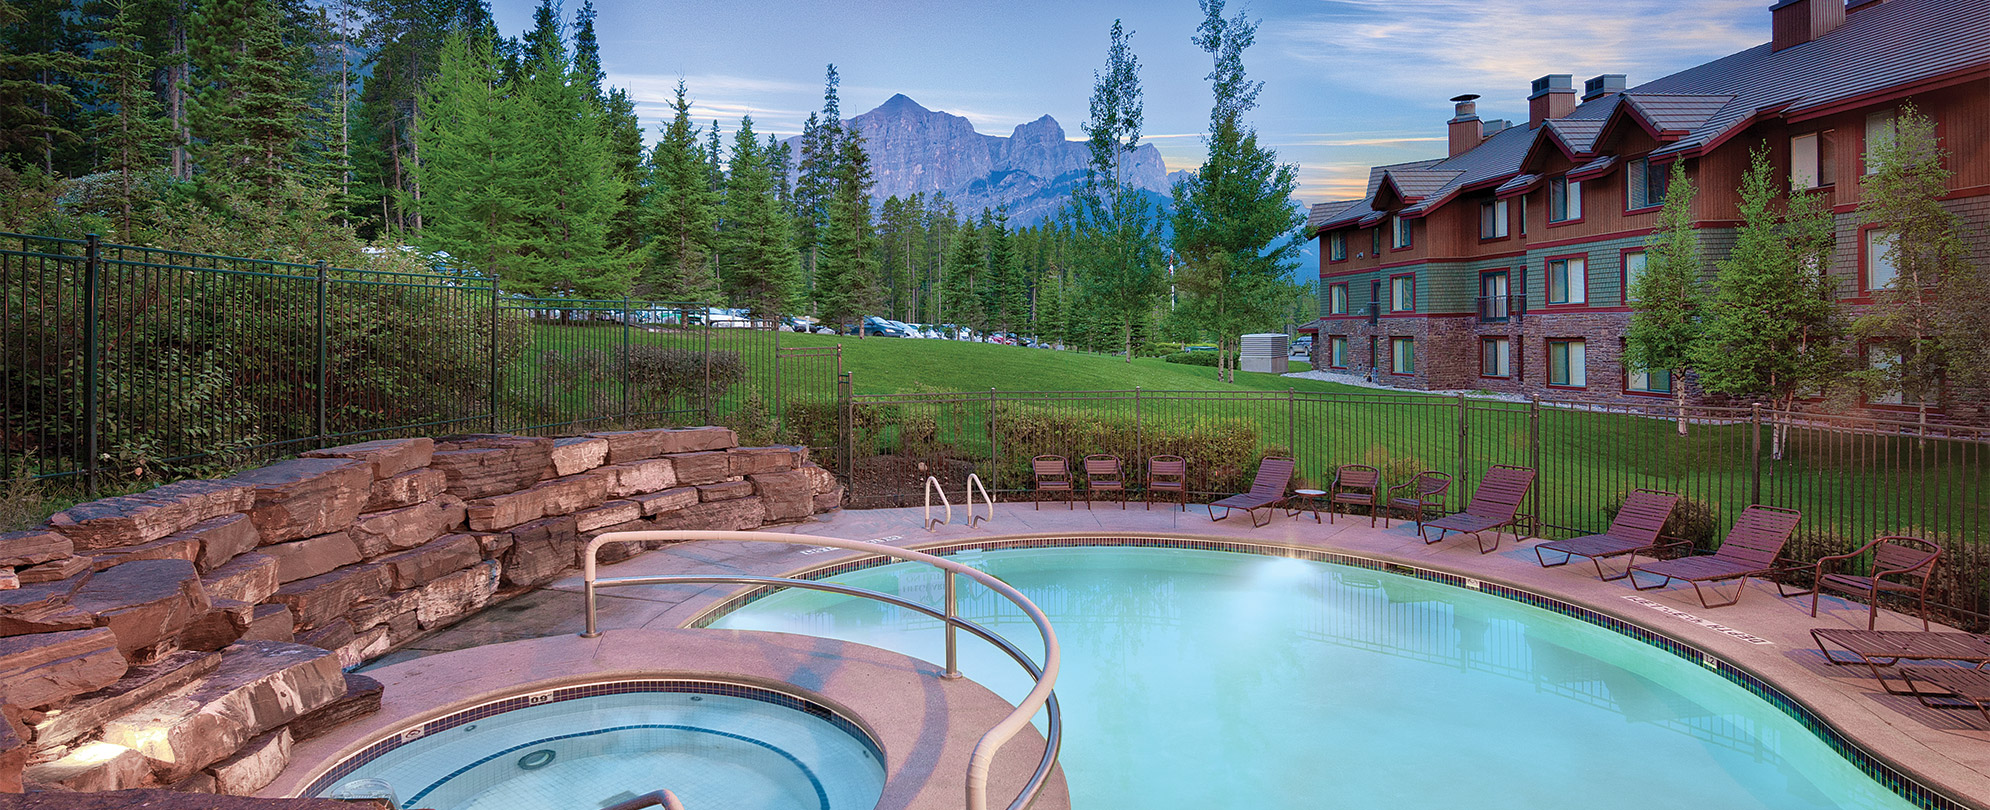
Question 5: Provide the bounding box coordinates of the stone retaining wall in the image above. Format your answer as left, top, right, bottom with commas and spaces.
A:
0, 427, 842, 798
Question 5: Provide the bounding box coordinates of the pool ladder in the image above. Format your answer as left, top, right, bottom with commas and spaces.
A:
925, 473, 993, 531
602, 790, 686, 810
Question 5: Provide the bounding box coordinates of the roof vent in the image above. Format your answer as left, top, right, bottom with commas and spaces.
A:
1582, 74, 1626, 102
1483, 119, 1511, 136
1448, 93, 1483, 158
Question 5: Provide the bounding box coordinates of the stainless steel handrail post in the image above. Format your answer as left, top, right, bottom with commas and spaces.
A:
924, 474, 953, 530
578, 530, 1061, 810
942, 570, 962, 679
600, 789, 685, 810
964, 473, 993, 527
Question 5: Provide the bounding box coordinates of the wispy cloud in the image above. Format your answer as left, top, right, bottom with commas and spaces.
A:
1270, 0, 1762, 101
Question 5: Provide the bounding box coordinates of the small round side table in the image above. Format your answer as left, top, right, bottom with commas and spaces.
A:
1289, 488, 1328, 523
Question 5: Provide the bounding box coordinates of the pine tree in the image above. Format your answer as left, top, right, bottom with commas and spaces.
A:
1694, 144, 1842, 458
793, 65, 844, 310
717, 116, 801, 317
570, 0, 603, 98
416, 28, 526, 281
815, 127, 880, 334
1170, 0, 1302, 382
185, 0, 316, 198
89, 0, 170, 236
1067, 19, 1166, 363
944, 219, 983, 335
1624, 161, 1703, 435
1850, 103, 1974, 432
0, 0, 89, 173
601, 87, 644, 249
640, 81, 718, 301
509, 3, 630, 296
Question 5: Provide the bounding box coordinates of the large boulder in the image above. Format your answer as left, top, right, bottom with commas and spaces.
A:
696, 480, 755, 502
200, 553, 279, 606
100, 640, 344, 780
178, 600, 257, 652
302, 437, 433, 480
69, 559, 210, 656
429, 435, 554, 499
500, 515, 579, 588
89, 533, 200, 571
729, 446, 797, 476
668, 451, 733, 486
751, 469, 815, 522
174, 514, 261, 573
286, 672, 383, 742
230, 458, 373, 544
573, 501, 642, 533
650, 496, 766, 533
0, 576, 93, 637
258, 532, 363, 584
375, 534, 481, 590
46, 479, 255, 550
23, 741, 152, 792
464, 474, 605, 532
0, 530, 72, 567
586, 427, 736, 462
0, 627, 127, 710
346, 496, 467, 557
206, 727, 291, 796
268, 565, 390, 631
365, 467, 449, 511
18, 556, 92, 584
591, 458, 676, 497
31, 650, 220, 748
550, 436, 610, 476
630, 486, 699, 516
415, 560, 499, 629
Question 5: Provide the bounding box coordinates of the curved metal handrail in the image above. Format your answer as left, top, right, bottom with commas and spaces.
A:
579, 531, 1061, 810
601, 789, 686, 810
924, 475, 953, 531
965, 473, 993, 527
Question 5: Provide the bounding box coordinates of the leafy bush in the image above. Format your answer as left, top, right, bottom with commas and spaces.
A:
989, 403, 1263, 495
1162, 351, 1238, 368
1601, 490, 1723, 551
512, 344, 743, 428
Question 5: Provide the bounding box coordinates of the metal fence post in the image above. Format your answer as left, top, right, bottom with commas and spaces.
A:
837, 372, 853, 487
987, 388, 999, 492
315, 261, 329, 448
1287, 388, 1297, 455
488, 274, 500, 433
703, 311, 713, 426
1133, 387, 1142, 465
83, 234, 101, 497
1455, 392, 1469, 497
1751, 402, 1764, 505
621, 295, 631, 427
1528, 396, 1541, 535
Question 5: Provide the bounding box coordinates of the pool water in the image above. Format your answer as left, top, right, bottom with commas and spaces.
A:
316, 691, 885, 810
711, 546, 1918, 810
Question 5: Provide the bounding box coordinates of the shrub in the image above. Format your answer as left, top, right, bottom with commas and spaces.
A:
986, 403, 1264, 495
1601, 490, 1723, 551
1162, 351, 1238, 368
513, 344, 744, 428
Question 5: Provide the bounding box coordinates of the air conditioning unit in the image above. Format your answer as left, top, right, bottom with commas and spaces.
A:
1239, 333, 1288, 374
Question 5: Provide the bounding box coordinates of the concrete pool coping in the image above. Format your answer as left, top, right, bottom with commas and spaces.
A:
290, 502, 1990, 810
265, 627, 1067, 810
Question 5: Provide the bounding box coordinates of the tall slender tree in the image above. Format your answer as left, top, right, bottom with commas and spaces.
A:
1624, 161, 1703, 435
89, 0, 170, 236
185, 0, 315, 198
415, 28, 523, 280
509, 2, 629, 296
815, 126, 880, 333
793, 65, 845, 310
1066, 19, 1165, 362
640, 81, 718, 301
717, 116, 801, 316
1170, 0, 1302, 382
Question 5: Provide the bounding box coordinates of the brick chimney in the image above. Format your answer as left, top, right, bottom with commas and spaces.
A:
1582, 74, 1626, 102
1448, 94, 1483, 157
1528, 75, 1576, 129
1772, 0, 1846, 51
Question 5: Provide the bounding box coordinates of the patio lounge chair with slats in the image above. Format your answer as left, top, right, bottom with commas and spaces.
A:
1145, 455, 1188, 511
1032, 455, 1074, 510
1420, 465, 1536, 554
1533, 489, 1681, 581
1898, 667, 1990, 725
1084, 454, 1126, 510
1327, 464, 1382, 527
1206, 456, 1296, 529
1628, 504, 1801, 608
1786, 536, 1941, 630
1811, 628, 1990, 696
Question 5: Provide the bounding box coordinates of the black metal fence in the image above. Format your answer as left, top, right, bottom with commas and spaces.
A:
2, 232, 836, 489
835, 388, 1990, 625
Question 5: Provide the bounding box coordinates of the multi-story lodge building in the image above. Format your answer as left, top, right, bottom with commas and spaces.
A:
1300, 0, 1989, 421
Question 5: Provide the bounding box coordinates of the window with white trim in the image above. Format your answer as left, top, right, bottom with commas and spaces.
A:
1391, 337, 1415, 374
1391, 216, 1412, 249
1547, 257, 1586, 305
1792, 130, 1836, 189
1548, 176, 1582, 222
1628, 157, 1669, 209
1481, 337, 1510, 377
1865, 109, 1897, 175
1548, 339, 1586, 387
1479, 199, 1509, 239
1865, 229, 1898, 291
1390, 275, 1414, 312
1329, 231, 1346, 261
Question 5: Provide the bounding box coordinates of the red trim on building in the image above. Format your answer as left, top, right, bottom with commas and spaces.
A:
1525, 227, 1658, 251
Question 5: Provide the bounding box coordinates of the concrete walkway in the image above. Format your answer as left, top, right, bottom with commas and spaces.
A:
371, 501, 1990, 809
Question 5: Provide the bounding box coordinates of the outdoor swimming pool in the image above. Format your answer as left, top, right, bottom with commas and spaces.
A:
711, 545, 1922, 810
308, 684, 885, 810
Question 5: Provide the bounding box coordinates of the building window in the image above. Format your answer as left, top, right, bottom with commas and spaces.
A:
1479, 271, 1511, 320
1865, 109, 1897, 175
1518, 193, 1527, 236
1863, 346, 1932, 406
1329, 231, 1346, 261
1548, 175, 1582, 223
1370, 227, 1380, 256
1481, 337, 1510, 377
1328, 283, 1348, 315
1864, 229, 1897, 291
1547, 256, 1587, 305
1792, 130, 1836, 189
1548, 339, 1587, 387
1390, 275, 1415, 312
1622, 250, 1647, 304
1391, 216, 1412, 249
1627, 157, 1668, 210
1628, 366, 1672, 394
1330, 335, 1349, 368
1391, 337, 1415, 374
1479, 199, 1509, 239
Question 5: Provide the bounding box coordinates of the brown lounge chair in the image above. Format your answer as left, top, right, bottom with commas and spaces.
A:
1811, 628, 1990, 695
1383, 471, 1450, 531
1084, 454, 1126, 510
1327, 464, 1382, 527
1145, 455, 1188, 511
1898, 667, 1990, 724
1628, 505, 1801, 608
1420, 465, 1535, 554
1032, 455, 1073, 510
1206, 456, 1296, 528
1789, 536, 1940, 630
1533, 489, 1681, 581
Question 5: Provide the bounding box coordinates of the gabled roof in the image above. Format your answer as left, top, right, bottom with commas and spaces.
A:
1304, 199, 1366, 234
1618, 94, 1734, 138
1377, 168, 1464, 210
1567, 154, 1617, 182
1494, 173, 1541, 198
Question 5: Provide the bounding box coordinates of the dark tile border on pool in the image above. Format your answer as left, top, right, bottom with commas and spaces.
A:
298, 679, 886, 800
692, 534, 1974, 810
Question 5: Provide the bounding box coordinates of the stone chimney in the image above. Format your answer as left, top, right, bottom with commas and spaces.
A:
1448, 94, 1483, 158
1528, 75, 1576, 129
1582, 74, 1626, 102
1772, 0, 1846, 52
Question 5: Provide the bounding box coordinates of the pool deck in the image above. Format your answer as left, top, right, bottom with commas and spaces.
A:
304, 501, 1990, 809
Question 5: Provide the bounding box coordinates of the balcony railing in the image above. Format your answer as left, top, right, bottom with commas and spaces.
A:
1476, 294, 1526, 323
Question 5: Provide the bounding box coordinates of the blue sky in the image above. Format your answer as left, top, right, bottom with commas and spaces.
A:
488, 0, 1768, 207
